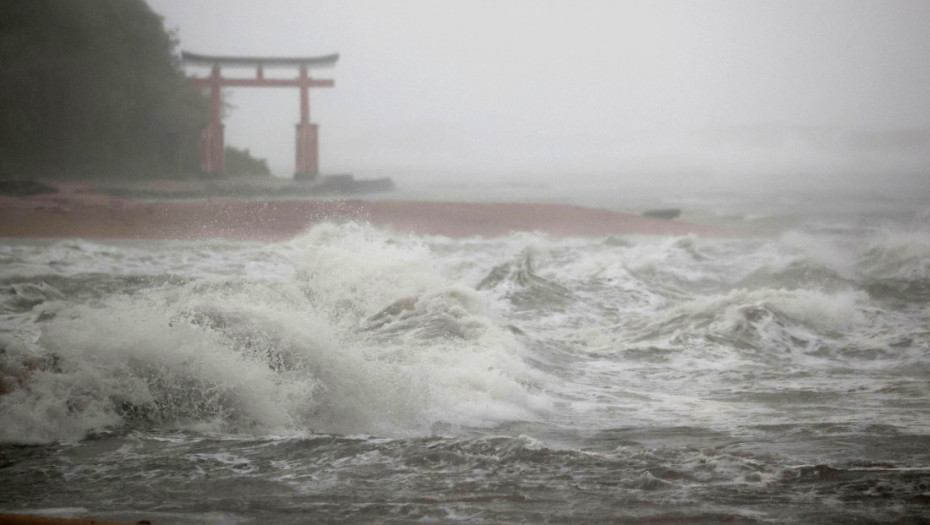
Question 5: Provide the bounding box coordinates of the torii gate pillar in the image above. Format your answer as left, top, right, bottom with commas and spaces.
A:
200, 65, 225, 174
295, 66, 319, 178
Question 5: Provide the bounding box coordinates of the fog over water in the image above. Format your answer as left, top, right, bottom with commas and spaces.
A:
5, 4, 930, 522
149, 0, 930, 199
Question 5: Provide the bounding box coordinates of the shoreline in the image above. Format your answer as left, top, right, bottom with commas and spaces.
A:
0, 514, 135, 525
0, 182, 729, 241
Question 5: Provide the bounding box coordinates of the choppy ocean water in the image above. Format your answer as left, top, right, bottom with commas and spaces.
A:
2, 185, 930, 523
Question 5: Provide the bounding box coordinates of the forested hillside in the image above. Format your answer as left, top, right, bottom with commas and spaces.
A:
0, 0, 208, 179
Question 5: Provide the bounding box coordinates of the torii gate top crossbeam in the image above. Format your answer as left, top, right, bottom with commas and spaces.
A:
181, 51, 339, 69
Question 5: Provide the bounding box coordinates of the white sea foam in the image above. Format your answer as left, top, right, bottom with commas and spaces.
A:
0, 224, 553, 443
1, 218, 929, 443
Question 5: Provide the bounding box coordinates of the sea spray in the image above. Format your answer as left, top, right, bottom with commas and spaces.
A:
2, 217, 930, 522
0, 224, 551, 443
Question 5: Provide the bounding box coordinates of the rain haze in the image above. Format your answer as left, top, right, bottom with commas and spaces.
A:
149, 0, 930, 201
7, 3, 930, 522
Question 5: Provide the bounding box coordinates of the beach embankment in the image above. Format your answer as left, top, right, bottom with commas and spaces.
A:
0, 181, 725, 240
0, 514, 138, 525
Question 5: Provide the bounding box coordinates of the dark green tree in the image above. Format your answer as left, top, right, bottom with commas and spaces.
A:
224, 146, 271, 177
0, 0, 208, 179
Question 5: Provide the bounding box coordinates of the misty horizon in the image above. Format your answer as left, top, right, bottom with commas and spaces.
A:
150, 0, 930, 193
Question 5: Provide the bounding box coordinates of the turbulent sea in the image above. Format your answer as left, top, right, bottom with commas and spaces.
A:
2, 184, 930, 523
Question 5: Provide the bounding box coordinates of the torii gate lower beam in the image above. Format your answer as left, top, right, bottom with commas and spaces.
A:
182, 52, 338, 179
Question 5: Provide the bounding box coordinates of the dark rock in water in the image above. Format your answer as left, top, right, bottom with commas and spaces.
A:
0, 180, 58, 196
311, 174, 355, 193
355, 177, 396, 194
642, 208, 681, 220
308, 174, 396, 195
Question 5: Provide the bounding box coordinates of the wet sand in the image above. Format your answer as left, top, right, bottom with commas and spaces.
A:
0, 183, 725, 241
0, 514, 135, 525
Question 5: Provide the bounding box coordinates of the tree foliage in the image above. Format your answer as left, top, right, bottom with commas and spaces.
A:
0, 0, 208, 179
224, 147, 271, 177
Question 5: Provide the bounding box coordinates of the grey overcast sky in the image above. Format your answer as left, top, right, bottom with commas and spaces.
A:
147, 0, 930, 181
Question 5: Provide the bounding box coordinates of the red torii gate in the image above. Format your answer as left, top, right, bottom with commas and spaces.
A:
181, 51, 338, 179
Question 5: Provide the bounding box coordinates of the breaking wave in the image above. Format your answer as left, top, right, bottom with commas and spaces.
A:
1, 221, 929, 445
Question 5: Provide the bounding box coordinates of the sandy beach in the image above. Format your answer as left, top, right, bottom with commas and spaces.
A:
0, 182, 723, 241
0, 514, 134, 525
